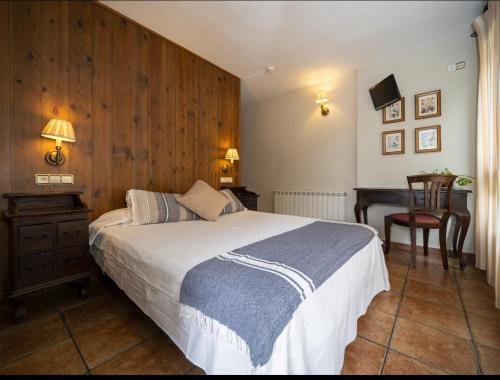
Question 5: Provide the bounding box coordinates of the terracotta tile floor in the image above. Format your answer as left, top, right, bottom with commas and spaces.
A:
0, 247, 498, 375
343, 246, 500, 375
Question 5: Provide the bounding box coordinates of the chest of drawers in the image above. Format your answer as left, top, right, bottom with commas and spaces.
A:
3, 192, 91, 321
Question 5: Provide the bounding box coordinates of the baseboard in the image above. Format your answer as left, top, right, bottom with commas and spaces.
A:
389, 241, 475, 257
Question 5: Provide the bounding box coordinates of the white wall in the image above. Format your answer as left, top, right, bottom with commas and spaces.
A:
241, 72, 358, 221
241, 22, 478, 253
357, 23, 478, 253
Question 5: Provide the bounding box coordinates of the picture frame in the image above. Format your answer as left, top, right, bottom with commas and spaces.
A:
415, 90, 441, 119
383, 97, 405, 124
415, 125, 441, 153
382, 129, 405, 155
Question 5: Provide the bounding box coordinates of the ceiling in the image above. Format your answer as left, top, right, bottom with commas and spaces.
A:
101, 1, 483, 104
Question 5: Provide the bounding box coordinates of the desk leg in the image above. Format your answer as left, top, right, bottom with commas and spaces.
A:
456, 212, 471, 271
354, 203, 362, 223
354, 203, 369, 224
450, 215, 460, 258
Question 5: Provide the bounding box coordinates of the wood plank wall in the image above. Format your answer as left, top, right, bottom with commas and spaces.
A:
0, 1, 240, 295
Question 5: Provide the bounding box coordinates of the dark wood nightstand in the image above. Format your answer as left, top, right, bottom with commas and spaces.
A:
3, 192, 92, 321
221, 186, 260, 211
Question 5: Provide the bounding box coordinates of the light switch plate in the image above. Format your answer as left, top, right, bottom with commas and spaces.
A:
36, 174, 74, 185
220, 176, 233, 183
49, 175, 62, 184
456, 61, 465, 70
61, 174, 74, 184
35, 174, 50, 185
446, 63, 456, 72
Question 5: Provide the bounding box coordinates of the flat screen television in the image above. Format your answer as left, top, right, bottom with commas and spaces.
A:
368, 74, 401, 110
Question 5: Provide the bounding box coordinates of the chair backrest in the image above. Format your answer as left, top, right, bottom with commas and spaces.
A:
406, 174, 457, 215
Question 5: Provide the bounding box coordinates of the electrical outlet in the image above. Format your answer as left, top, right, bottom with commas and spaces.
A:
446, 63, 456, 72
456, 61, 466, 70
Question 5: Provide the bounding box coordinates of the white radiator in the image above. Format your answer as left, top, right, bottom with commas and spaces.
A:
273, 190, 347, 221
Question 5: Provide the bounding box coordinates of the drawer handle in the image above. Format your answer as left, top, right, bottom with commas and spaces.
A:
24, 233, 49, 241
63, 229, 82, 236
24, 261, 50, 272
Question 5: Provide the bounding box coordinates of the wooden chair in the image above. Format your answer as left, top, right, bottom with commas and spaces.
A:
384, 174, 457, 269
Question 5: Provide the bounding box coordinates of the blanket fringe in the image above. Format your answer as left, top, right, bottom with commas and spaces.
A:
180, 304, 252, 359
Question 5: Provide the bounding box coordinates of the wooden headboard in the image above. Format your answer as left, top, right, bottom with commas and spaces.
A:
0, 0, 240, 294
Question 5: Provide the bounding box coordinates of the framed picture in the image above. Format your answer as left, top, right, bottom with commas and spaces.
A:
383, 97, 405, 124
382, 129, 405, 155
415, 90, 441, 119
415, 125, 441, 153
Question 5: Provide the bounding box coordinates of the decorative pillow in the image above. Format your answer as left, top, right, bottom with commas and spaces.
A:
177, 180, 230, 221
220, 189, 246, 215
126, 189, 200, 226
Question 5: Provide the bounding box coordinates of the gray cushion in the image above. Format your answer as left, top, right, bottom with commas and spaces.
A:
220, 189, 246, 215
126, 189, 200, 225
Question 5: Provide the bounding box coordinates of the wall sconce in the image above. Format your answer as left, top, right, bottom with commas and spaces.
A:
222, 148, 239, 174
315, 91, 330, 116
41, 119, 75, 165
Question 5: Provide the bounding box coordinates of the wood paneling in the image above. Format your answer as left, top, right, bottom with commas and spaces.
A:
111, 16, 134, 209
67, 0, 92, 205
217, 73, 240, 183
0, 0, 240, 295
92, 3, 114, 218
131, 25, 150, 191
0, 1, 11, 294
148, 36, 176, 193
175, 50, 199, 193
10, 1, 43, 192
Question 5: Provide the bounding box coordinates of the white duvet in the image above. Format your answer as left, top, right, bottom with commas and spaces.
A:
89, 209, 390, 374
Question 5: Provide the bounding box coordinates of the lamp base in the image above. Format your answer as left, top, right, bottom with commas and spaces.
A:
45, 147, 65, 165
320, 104, 329, 116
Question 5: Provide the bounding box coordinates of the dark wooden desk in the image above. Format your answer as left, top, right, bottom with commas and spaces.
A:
354, 187, 472, 269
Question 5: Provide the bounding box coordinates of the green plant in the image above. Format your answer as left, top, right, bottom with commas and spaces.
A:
418, 168, 475, 187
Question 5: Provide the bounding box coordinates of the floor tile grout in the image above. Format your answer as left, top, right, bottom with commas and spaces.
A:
387, 347, 453, 375
62, 296, 134, 336
88, 331, 162, 374
0, 279, 116, 373
379, 256, 410, 375
58, 308, 92, 374
380, 252, 477, 375
454, 269, 484, 375
0, 314, 69, 370
394, 314, 471, 342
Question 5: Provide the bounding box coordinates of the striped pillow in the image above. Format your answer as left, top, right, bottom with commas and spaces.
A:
126, 189, 200, 225
220, 189, 246, 215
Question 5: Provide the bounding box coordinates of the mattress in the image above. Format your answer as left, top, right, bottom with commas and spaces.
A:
90, 209, 390, 374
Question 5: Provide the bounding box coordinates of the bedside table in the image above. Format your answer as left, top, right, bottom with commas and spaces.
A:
221, 186, 260, 211
3, 192, 92, 321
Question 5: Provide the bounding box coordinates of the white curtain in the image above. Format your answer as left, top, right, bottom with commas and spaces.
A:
473, 1, 500, 309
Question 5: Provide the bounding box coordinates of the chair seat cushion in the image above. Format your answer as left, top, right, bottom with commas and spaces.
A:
389, 213, 441, 225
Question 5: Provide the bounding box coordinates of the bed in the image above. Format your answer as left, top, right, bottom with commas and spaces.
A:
89, 209, 390, 375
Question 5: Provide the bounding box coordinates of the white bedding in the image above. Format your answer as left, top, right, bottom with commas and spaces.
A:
90, 209, 390, 374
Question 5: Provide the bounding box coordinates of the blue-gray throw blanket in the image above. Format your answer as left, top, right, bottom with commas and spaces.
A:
180, 221, 375, 368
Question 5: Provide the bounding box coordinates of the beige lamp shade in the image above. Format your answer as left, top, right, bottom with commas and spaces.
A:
225, 148, 239, 164
315, 91, 328, 104
41, 119, 76, 144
